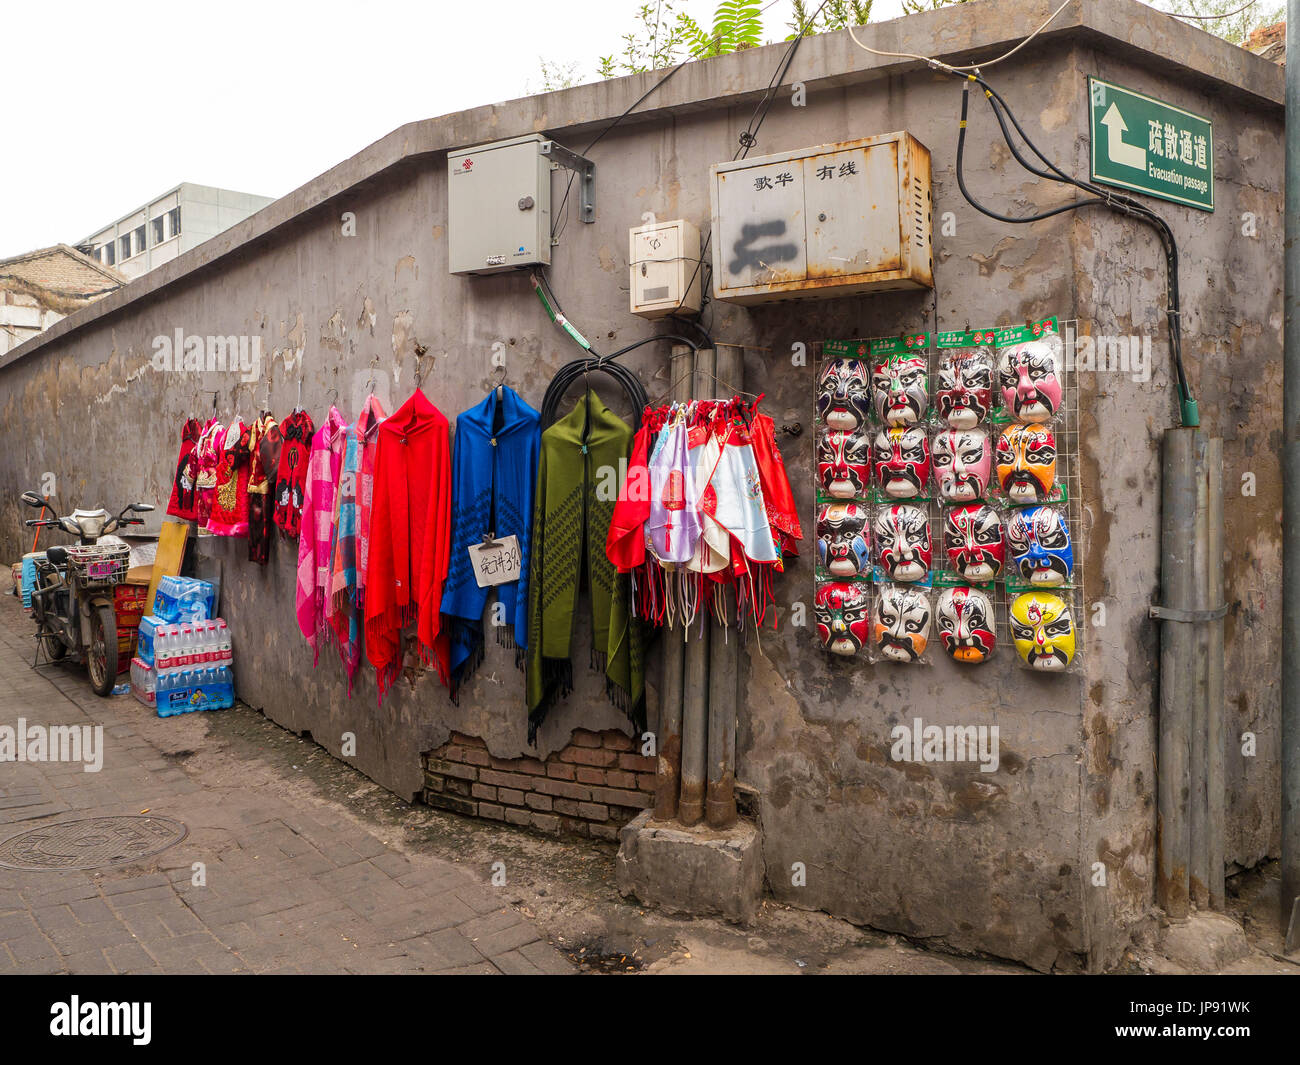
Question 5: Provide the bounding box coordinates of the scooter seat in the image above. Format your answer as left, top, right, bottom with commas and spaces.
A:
45, 545, 68, 566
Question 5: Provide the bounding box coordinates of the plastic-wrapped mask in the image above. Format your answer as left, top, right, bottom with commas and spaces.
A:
817, 359, 872, 431
936, 351, 994, 429
872, 355, 929, 427
998, 339, 1063, 422
936, 585, 997, 664
932, 428, 992, 503
817, 502, 871, 579
1010, 591, 1076, 671
815, 580, 871, 656
872, 584, 931, 663
1005, 505, 1073, 587
944, 503, 1005, 582
817, 428, 872, 499
873, 426, 930, 499
872, 504, 931, 582
996, 423, 1056, 503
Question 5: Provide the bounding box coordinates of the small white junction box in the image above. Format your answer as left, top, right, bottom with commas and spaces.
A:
628, 218, 703, 319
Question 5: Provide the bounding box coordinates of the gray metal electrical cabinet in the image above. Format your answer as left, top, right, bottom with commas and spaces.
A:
448, 135, 553, 275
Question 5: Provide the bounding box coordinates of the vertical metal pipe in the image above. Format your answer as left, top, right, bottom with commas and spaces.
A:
1157, 428, 1195, 920
706, 344, 742, 830
1283, 0, 1300, 949
677, 346, 715, 826
653, 344, 693, 821
1189, 439, 1211, 909
1206, 437, 1226, 910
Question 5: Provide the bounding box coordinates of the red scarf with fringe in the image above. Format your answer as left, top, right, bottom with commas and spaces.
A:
364, 390, 452, 701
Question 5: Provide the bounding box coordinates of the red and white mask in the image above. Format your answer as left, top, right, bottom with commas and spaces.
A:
815, 580, 871, 656
817, 502, 871, 578
873, 426, 930, 499
998, 339, 1063, 422
932, 428, 992, 503
817, 428, 872, 499
872, 504, 931, 582
872, 584, 931, 663
936, 351, 994, 429
936, 585, 997, 664
871, 355, 929, 427
944, 503, 1005, 582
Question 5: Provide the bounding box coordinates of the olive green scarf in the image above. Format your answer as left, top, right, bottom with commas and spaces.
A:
526, 391, 644, 743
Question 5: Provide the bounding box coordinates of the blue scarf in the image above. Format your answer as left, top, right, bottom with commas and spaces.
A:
441, 385, 541, 699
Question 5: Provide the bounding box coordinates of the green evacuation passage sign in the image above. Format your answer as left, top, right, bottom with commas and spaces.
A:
1089, 78, 1214, 212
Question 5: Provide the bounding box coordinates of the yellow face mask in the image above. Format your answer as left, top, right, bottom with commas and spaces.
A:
1010, 592, 1075, 671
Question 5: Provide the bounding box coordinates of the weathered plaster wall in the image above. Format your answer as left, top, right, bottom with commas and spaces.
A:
0, 0, 1282, 970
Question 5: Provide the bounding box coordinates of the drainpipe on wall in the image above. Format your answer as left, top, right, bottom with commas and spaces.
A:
1281, 0, 1300, 953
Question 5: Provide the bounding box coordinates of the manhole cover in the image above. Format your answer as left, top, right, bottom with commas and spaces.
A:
0, 815, 188, 871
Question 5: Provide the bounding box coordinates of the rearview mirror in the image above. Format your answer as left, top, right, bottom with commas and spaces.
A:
130, 503, 156, 513
20, 492, 44, 509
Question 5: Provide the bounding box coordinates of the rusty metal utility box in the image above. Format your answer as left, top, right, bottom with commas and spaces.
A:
709, 132, 932, 304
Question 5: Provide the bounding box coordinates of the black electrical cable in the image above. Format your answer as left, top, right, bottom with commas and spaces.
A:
953, 74, 1194, 424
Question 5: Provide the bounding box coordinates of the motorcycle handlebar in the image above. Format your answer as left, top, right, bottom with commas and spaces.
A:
24, 519, 56, 527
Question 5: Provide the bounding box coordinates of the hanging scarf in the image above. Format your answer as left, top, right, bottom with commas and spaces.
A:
355, 397, 385, 608
248, 414, 280, 564
274, 409, 315, 538
441, 386, 540, 700
750, 410, 803, 557
296, 407, 347, 662
167, 418, 202, 521
364, 390, 453, 701
526, 391, 644, 743
606, 414, 656, 574
327, 395, 387, 694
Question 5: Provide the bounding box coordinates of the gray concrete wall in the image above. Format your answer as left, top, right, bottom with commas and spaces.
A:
0, 0, 1282, 970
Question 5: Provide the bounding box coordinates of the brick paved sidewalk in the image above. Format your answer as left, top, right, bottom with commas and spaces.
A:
0, 588, 572, 975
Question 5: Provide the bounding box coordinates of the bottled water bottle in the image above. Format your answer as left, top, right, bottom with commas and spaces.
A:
155, 626, 172, 676
217, 620, 232, 665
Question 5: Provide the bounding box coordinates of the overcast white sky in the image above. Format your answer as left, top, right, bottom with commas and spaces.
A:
0, 0, 921, 259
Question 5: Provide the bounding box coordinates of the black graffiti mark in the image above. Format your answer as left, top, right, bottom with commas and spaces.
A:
729, 220, 800, 275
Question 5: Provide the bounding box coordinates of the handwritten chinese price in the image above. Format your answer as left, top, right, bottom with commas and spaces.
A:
469, 535, 522, 588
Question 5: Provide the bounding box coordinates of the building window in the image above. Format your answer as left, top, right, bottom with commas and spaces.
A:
119, 235, 132, 261
168, 207, 181, 239
152, 216, 165, 244
132, 225, 146, 256
103, 242, 116, 266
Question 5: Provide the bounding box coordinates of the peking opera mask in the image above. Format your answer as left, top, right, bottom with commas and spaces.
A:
873, 426, 930, 499
815, 580, 871, 656
932, 428, 992, 503
936, 351, 994, 429
817, 502, 871, 578
996, 423, 1056, 504
872, 504, 931, 582
936, 585, 997, 664
998, 338, 1063, 422
943, 503, 1004, 582
817, 359, 872, 431
817, 428, 872, 499
1005, 505, 1073, 587
871, 355, 929, 427
1010, 591, 1076, 671
872, 584, 931, 663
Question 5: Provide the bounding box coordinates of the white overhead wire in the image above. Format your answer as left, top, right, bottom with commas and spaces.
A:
846, 0, 1076, 75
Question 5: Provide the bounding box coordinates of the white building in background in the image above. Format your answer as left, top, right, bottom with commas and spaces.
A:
80, 183, 274, 280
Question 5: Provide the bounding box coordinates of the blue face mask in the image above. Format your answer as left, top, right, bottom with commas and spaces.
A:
1006, 505, 1073, 587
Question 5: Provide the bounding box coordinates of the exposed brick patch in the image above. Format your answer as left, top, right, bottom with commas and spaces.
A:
421, 728, 648, 839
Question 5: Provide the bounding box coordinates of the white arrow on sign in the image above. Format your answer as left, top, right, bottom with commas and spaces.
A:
1101, 103, 1147, 171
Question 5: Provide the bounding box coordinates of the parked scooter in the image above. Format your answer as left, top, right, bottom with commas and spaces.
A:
20, 491, 155, 696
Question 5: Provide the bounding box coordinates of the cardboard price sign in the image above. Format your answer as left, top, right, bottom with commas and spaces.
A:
469, 535, 522, 588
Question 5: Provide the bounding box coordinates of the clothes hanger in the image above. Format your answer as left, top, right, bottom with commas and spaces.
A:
491, 362, 507, 403
325, 386, 339, 411
649, 366, 759, 407
294, 378, 304, 414
414, 346, 431, 393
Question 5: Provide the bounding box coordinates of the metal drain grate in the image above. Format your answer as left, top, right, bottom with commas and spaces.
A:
0, 815, 188, 871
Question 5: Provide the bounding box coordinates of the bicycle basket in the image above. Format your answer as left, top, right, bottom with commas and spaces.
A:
66, 543, 130, 588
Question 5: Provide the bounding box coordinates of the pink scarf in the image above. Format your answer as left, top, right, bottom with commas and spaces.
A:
296, 406, 348, 661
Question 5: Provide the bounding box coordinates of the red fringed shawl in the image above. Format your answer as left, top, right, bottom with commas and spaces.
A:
364, 390, 453, 701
